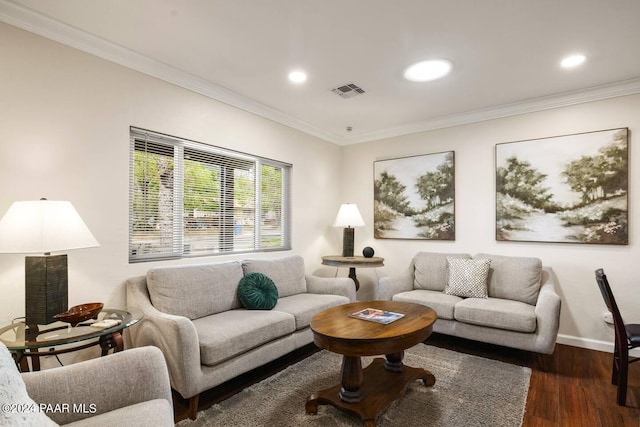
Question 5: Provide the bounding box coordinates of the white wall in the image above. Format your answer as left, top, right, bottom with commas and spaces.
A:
0, 23, 344, 325
341, 93, 640, 351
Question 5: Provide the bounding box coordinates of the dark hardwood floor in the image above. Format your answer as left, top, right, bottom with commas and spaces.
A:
173, 333, 640, 426
427, 334, 640, 427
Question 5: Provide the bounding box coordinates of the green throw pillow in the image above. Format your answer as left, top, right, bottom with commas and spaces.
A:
238, 272, 279, 310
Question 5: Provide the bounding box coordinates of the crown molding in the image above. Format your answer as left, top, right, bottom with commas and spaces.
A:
2, 0, 640, 147
341, 77, 640, 145
0, 0, 342, 144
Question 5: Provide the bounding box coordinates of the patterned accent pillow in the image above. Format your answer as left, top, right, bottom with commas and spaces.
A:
444, 257, 491, 298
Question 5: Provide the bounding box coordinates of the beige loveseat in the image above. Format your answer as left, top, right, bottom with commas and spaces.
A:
378, 252, 561, 354
1, 343, 173, 426
126, 255, 355, 419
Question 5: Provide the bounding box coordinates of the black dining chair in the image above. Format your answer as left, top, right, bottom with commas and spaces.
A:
595, 268, 640, 406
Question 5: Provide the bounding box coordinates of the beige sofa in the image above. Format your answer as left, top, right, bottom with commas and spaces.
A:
1, 343, 173, 427
126, 255, 354, 419
378, 252, 561, 354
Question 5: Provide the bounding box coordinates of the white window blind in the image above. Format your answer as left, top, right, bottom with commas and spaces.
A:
129, 127, 291, 262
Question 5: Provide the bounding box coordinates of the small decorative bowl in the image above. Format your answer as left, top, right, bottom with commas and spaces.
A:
54, 302, 104, 326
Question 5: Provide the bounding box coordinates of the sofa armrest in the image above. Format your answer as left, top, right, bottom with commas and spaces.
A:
533, 267, 562, 354
378, 269, 414, 300
22, 346, 172, 425
306, 274, 356, 302
126, 276, 202, 399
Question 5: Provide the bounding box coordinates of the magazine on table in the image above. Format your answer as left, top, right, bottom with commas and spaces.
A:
348, 308, 404, 324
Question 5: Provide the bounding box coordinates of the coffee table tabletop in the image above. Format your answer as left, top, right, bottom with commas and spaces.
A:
306, 300, 437, 426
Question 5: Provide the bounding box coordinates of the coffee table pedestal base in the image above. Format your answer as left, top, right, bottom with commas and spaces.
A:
306, 357, 435, 427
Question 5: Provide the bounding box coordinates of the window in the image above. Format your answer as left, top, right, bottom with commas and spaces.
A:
129, 127, 291, 262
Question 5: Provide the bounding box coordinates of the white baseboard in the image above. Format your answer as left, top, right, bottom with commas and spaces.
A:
557, 334, 640, 357
557, 334, 613, 353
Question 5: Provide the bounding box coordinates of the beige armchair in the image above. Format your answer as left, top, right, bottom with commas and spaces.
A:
1, 343, 174, 426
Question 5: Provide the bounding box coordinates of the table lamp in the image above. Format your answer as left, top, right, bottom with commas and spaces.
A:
333, 203, 365, 257
0, 199, 99, 328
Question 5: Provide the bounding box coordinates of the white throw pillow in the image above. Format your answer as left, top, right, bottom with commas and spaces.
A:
0, 343, 58, 427
445, 257, 491, 298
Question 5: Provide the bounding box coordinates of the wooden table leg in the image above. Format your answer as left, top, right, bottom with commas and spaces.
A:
12, 350, 29, 372
99, 331, 123, 356
339, 355, 364, 402
348, 267, 360, 291
15, 349, 40, 372
384, 351, 404, 372
30, 348, 41, 371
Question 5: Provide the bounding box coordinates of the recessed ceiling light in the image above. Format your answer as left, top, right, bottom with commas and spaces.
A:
561, 54, 586, 69
288, 70, 307, 83
404, 59, 452, 82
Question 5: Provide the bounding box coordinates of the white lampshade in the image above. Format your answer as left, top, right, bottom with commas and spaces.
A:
333, 203, 365, 228
0, 200, 99, 254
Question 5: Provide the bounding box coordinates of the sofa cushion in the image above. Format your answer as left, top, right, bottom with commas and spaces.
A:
454, 297, 537, 333
0, 343, 58, 427
392, 289, 462, 320
273, 293, 349, 329
238, 273, 279, 310
444, 257, 490, 298
242, 255, 307, 298
192, 309, 296, 366
413, 252, 472, 291
147, 261, 243, 319
474, 254, 542, 305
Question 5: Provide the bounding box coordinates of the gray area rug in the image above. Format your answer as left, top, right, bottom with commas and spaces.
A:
178, 344, 531, 426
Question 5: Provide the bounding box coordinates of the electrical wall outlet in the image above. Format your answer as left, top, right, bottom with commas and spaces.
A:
602, 312, 614, 324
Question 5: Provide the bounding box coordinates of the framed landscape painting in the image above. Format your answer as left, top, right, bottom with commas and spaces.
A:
374, 151, 454, 240
496, 128, 628, 244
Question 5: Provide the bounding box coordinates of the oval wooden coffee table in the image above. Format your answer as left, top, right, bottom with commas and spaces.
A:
305, 300, 437, 426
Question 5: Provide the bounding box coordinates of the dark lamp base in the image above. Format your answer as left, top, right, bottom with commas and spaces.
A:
342, 227, 355, 257
25, 254, 68, 326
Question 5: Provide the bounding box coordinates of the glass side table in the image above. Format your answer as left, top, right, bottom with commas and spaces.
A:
0, 307, 143, 372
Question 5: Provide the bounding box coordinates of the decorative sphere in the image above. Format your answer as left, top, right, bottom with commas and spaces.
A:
362, 247, 374, 258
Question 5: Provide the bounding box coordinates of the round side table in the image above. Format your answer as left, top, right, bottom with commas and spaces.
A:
0, 307, 143, 371
321, 255, 384, 291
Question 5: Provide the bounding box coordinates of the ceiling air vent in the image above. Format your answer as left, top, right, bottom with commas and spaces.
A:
330, 83, 365, 99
